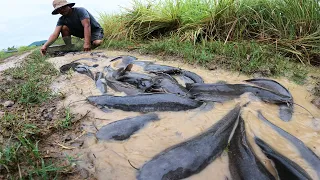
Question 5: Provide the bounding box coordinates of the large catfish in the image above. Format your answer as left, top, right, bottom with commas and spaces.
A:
110, 55, 136, 73
255, 137, 312, 180
104, 65, 143, 95
186, 83, 291, 104
116, 71, 154, 90
258, 111, 320, 178
144, 64, 181, 74
181, 70, 204, 83
245, 78, 294, 121
96, 113, 160, 141
148, 73, 191, 97
87, 93, 203, 112
228, 117, 275, 180
137, 105, 241, 180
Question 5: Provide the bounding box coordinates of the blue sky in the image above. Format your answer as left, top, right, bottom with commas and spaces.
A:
0, 0, 133, 49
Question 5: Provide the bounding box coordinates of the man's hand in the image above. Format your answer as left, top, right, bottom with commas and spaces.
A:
83, 42, 91, 51
40, 45, 47, 56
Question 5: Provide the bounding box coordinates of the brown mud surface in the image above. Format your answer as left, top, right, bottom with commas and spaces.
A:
42, 50, 320, 180
0, 50, 319, 179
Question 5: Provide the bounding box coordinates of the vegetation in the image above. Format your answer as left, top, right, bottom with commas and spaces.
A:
0, 51, 75, 179
57, 108, 74, 129
1, 51, 58, 104
0, 46, 37, 61
99, 0, 320, 82
0, 110, 74, 179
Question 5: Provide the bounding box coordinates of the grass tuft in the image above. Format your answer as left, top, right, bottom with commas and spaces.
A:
2, 51, 58, 105
57, 108, 74, 129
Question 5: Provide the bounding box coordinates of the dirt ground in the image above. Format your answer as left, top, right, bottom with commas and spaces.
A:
0, 52, 32, 72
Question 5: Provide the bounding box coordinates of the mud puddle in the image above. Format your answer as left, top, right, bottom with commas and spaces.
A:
47, 50, 320, 180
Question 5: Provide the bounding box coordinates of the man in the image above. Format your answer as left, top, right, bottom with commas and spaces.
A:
40, 0, 104, 55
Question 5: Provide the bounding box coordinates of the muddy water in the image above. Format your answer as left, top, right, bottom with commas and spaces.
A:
48, 50, 320, 180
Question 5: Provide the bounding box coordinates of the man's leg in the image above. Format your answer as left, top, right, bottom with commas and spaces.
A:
91, 29, 104, 49
61, 25, 72, 45
92, 40, 103, 47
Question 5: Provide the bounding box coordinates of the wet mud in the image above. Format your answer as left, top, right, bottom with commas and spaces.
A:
47, 50, 320, 180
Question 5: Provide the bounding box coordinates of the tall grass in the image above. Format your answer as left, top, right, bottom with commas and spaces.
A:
100, 0, 320, 65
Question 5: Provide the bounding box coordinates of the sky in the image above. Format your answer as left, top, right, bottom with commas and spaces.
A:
0, 0, 133, 50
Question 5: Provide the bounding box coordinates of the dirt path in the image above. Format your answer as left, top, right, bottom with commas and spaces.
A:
0, 51, 32, 72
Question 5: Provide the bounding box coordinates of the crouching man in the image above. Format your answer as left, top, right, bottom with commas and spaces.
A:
41, 0, 104, 55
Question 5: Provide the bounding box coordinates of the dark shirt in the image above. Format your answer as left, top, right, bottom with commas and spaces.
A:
56, 7, 102, 38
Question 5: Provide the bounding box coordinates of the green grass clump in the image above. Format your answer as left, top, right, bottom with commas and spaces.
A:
100, 0, 320, 66
0, 132, 71, 179
0, 51, 15, 61
0, 111, 73, 179
2, 51, 58, 105
0, 50, 74, 178
57, 108, 74, 129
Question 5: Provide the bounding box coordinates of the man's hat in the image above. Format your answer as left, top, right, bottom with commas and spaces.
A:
52, 0, 75, 15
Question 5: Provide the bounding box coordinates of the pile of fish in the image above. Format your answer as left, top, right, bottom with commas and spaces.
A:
60, 55, 319, 180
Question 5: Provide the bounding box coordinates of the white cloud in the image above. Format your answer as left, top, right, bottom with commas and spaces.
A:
0, 24, 8, 32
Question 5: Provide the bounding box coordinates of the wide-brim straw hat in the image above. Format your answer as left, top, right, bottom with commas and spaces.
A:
52, 0, 75, 15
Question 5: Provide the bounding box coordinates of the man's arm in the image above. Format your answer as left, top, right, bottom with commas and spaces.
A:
81, 18, 91, 51
40, 26, 62, 55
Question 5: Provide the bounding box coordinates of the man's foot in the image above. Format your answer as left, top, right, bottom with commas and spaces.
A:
92, 40, 103, 49
63, 36, 72, 45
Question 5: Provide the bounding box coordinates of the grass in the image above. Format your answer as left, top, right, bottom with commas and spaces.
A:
1, 51, 58, 105
0, 50, 75, 179
99, 0, 320, 83
0, 46, 37, 62
57, 108, 74, 129
0, 111, 72, 179
102, 37, 309, 83
0, 132, 72, 179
